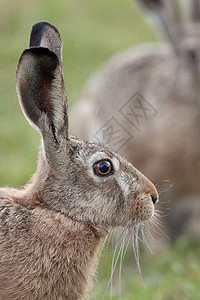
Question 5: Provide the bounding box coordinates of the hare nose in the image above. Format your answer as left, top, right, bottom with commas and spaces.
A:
141, 176, 159, 204
151, 195, 158, 204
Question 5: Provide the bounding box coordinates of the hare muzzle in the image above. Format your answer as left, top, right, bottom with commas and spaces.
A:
131, 176, 158, 223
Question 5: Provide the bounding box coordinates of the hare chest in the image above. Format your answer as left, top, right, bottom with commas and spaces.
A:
0, 199, 102, 300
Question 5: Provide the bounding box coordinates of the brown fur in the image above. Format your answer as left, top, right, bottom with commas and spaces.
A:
0, 198, 105, 300
0, 22, 158, 299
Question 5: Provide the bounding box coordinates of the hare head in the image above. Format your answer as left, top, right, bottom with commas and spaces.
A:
71, 1, 200, 244
16, 21, 158, 228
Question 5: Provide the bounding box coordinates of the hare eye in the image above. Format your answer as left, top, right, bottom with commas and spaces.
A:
93, 160, 113, 176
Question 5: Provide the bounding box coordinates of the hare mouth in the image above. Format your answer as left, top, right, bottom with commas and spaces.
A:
132, 196, 155, 223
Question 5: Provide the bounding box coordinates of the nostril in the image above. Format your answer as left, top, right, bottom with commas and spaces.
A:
151, 195, 158, 204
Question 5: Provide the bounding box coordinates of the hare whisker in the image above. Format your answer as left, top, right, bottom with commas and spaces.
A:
131, 225, 145, 288
149, 217, 170, 240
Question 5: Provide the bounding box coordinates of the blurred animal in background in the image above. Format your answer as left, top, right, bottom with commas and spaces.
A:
71, 0, 200, 243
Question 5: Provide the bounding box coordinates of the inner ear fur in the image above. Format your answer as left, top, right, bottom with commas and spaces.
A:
16, 47, 68, 141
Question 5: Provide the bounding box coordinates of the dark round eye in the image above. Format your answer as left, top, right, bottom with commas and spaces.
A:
93, 160, 113, 176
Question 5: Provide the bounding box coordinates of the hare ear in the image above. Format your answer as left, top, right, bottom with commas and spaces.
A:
29, 21, 63, 63
16, 47, 68, 148
137, 0, 183, 55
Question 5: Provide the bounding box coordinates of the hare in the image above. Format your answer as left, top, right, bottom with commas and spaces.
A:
0, 22, 158, 300
71, 0, 200, 241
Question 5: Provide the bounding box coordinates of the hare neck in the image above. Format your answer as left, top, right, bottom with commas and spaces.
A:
0, 199, 107, 300
30, 208, 106, 299
0, 151, 109, 299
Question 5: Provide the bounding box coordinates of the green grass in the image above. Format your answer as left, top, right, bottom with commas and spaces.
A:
91, 239, 200, 300
0, 1, 199, 299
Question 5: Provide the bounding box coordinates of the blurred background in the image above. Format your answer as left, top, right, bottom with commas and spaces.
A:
0, 0, 199, 299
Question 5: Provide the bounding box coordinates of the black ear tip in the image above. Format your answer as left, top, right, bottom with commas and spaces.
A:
31, 21, 60, 36
29, 21, 60, 48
